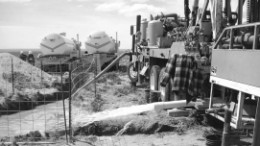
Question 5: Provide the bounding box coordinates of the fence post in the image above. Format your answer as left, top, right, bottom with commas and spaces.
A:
68, 62, 72, 143
94, 54, 97, 98
11, 57, 14, 95
40, 61, 43, 87
60, 61, 68, 144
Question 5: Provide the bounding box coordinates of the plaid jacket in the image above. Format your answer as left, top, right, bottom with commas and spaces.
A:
160, 54, 203, 103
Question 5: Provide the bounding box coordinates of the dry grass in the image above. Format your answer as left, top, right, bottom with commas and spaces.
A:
97, 71, 122, 84
114, 85, 135, 96
73, 111, 201, 136
73, 71, 145, 111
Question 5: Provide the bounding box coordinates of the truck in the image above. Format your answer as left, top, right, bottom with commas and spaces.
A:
39, 33, 81, 72
84, 31, 119, 72
127, 0, 260, 144
39, 31, 119, 73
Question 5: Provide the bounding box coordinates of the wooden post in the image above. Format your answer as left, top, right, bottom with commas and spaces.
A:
60, 61, 68, 144
115, 32, 119, 70
77, 34, 81, 62
94, 54, 97, 98
40, 61, 43, 88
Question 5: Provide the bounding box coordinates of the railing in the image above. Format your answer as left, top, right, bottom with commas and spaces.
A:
213, 22, 260, 50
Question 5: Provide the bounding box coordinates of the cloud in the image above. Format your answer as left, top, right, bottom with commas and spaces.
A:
95, 2, 125, 12
130, 0, 149, 3
77, 4, 83, 7
76, 0, 92, 1
96, 2, 165, 17
67, 0, 98, 2
0, 0, 31, 2
119, 4, 166, 17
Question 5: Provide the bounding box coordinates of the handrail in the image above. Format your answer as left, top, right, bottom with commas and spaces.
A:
213, 22, 260, 49
222, 22, 260, 30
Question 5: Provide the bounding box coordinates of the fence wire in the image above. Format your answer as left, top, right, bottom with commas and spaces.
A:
0, 53, 170, 146
68, 54, 150, 146
0, 53, 69, 145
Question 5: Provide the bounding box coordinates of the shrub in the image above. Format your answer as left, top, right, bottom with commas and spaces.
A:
14, 131, 43, 142
0, 89, 4, 96
91, 94, 105, 112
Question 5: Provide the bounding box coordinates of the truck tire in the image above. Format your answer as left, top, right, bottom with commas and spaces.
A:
158, 67, 171, 101
150, 65, 161, 91
127, 62, 138, 82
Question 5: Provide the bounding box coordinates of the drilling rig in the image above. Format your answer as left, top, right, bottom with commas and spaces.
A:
127, 0, 211, 101
128, 0, 260, 144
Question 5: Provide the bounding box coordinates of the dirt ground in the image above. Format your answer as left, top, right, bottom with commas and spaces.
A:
58, 129, 206, 146
0, 54, 253, 146
51, 65, 210, 146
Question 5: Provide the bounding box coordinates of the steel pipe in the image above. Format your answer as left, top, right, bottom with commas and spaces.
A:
221, 109, 232, 146
136, 15, 141, 32
252, 98, 260, 146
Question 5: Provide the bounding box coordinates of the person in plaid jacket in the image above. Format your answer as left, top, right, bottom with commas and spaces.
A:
160, 54, 203, 103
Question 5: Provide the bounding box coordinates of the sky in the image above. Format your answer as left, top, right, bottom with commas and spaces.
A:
0, 0, 185, 50
0, 0, 240, 50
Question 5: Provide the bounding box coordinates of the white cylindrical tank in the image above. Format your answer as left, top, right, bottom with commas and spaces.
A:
140, 19, 148, 41
146, 20, 163, 46
85, 31, 116, 54
40, 33, 76, 56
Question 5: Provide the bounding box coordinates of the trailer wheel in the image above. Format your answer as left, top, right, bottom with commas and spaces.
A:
158, 67, 171, 101
127, 62, 138, 82
150, 65, 161, 91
